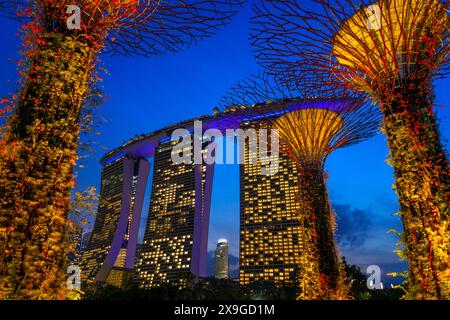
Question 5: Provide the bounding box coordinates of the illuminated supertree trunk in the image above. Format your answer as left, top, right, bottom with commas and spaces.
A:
382, 80, 450, 298
219, 73, 382, 299
0, 33, 98, 299
0, 0, 245, 299
249, 0, 450, 299
294, 163, 342, 298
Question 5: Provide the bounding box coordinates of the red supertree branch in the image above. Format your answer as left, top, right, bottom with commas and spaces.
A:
218, 71, 381, 299
218, 71, 381, 167
2, 0, 246, 56
248, 0, 450, 300
250, 0, 449, 101
0, 0, 246, 299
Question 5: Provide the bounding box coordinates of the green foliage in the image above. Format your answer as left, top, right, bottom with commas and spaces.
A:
295, 168, 351, 299
0, 31, 100, 299
81, 264, 405, 301
81, 277, 301, 301
341, 257, 404, 301
383, 83, 450, 299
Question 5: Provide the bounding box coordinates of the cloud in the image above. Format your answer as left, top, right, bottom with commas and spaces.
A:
334, 204, 371, 248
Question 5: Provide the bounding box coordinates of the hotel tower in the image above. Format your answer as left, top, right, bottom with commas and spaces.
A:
239, 124, 303, 285
80, 154, 150, 287
136, 135, 214, 288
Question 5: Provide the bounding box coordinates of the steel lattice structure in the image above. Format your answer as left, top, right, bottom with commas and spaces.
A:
0, 0, 246, 299
250, 0, 449, 98
1, 0, 246, 56
249, 0, 450, 299
219, 72, 381, 299
219, 72, 381, 169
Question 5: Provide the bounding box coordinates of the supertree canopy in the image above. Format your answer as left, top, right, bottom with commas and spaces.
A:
332, 0, 449, 96
250, 0, 450, 299
275, 108, 344, 166
0, 0, 245, 299
220, 72, 382, 299
2, 0, 246, 56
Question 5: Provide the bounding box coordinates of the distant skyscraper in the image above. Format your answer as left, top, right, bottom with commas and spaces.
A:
80, 154, 150, 285
239, 125, 303, 285
136, 136, 214, 288
215, 239, 229, 279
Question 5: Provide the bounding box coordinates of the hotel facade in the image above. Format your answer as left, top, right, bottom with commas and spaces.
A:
136, 136, 214, 288
80, 155, 150, 287
81, 102, 304, 288
239, 124, 303, 285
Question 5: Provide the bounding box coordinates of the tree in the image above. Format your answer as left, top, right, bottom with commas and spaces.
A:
0, 0, 246, 299
249, 0, 450, 300
219, 72, 381, 299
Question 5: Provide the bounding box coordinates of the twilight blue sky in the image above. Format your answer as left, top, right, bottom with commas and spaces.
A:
1, 3, 449, 282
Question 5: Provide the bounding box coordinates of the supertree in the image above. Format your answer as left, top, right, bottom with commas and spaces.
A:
219, 72, 382, 299
250, 0, 450, 299
0, 0, 245, 299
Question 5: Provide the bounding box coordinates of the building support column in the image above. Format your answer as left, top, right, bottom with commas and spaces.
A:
125, 159, 150, 269
95, 157, 150, 282
191, 156, 215, 278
